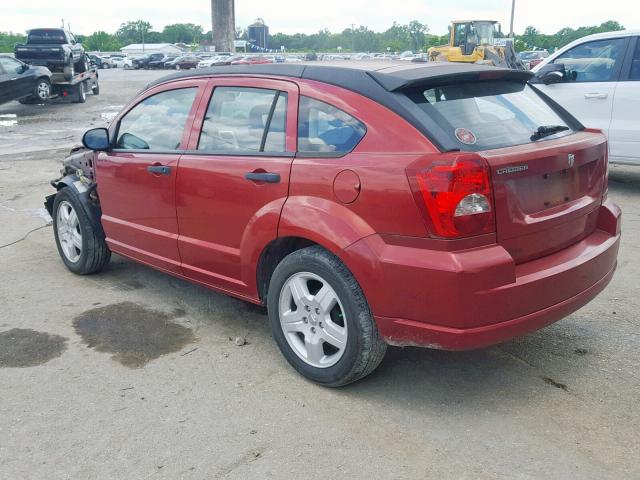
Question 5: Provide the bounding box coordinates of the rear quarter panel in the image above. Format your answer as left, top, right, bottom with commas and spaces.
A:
279, 79, 438, 250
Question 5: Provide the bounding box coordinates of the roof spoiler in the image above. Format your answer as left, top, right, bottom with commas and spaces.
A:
368, 66, 533, 92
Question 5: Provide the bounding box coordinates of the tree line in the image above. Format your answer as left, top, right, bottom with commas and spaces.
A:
0, 19, 625, 54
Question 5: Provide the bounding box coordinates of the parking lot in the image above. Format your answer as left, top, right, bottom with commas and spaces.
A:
0, 68, 639, 479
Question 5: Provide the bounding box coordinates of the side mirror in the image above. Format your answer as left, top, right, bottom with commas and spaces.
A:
532, 63, 565, 85
82, 128, 110, 151
21, 63, 29, 73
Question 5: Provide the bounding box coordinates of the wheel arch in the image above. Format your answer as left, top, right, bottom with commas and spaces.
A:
46, 175, 105, 239
254, 196, 376, 303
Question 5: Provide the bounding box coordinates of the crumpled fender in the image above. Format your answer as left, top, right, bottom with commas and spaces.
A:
45, 174, 105, 238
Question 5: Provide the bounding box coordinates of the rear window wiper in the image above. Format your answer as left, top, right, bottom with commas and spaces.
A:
531, 125, 570, 141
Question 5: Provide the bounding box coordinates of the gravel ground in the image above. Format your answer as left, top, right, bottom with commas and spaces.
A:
0, 69, 639, 480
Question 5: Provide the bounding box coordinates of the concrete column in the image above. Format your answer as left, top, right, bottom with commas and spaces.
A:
211, 0, 235, 53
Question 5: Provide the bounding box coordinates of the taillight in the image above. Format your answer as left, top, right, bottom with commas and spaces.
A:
409, 156, 495, 239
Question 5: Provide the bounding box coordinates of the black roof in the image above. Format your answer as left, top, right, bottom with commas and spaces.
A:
145, 62, 534, 152
147, 61, 532, 92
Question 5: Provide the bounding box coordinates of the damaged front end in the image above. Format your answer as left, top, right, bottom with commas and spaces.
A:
44, 146, 105, 236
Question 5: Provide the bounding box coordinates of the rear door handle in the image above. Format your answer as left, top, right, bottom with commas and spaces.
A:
584, 93, 608, 99
245, 172, 281, 183
147, 165, 171, 175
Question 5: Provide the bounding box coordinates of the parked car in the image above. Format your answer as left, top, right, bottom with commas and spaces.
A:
14, 28, 87, 80
532, 29, 640, 165
0, 55, 52, 105
148, 55, 177, 69
100, 56, 116, 68
110, 56, 132, 69
164, 55, 201, 70
517, 50, 549, 69
197, 56, 226, 68
88, 54, 110, 69
131, 53, 165, 69
46, 62, 620, 386
231, 56, 273, 65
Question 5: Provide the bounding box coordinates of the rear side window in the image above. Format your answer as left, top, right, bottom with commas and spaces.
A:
297, 97, 366, 154
552, 38, 626, 82
115, 88, 197, 151
408, 80, 573, 151
198, 87, 287, 153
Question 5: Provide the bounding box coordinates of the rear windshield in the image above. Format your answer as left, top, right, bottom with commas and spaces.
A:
407, 80, 574, 151
27, 29, 67, 44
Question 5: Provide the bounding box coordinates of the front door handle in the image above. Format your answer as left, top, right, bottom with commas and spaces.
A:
245, 172, 280, 183
147, 165, 171, 175
584, 93, 608, 99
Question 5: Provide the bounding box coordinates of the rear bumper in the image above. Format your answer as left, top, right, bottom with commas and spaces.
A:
375, 261, 616, 350
343, 200, 621, 350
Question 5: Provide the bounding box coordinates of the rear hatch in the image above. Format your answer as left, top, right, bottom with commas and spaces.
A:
402, 76, 606, 262
482, 132, 606, 263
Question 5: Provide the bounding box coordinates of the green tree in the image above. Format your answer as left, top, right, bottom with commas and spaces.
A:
407, 21, 429, 52
83, 31, 122, 52
116, 20, 152, 45
0, 32, 26, 53
162, 23, 204, 44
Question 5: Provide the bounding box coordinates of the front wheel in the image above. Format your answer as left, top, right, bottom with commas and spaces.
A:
34, 78, 51, 101
267, 246, 387, 387
52, 187, 111, 275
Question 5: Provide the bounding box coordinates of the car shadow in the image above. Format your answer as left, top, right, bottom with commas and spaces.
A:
95, 254, 591, 406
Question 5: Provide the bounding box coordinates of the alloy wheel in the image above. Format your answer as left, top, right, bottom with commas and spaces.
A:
56, 200, 82, 263
278, 272, 348, 368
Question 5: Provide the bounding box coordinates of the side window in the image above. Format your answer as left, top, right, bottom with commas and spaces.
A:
630, 39, 640, 80
116, 87, 197, 151
297, 96, 366, 154
198, 87, 287, 153
0, 57, 22, 75
553, 38, 626, 82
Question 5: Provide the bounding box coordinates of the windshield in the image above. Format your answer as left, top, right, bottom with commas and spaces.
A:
472, 22, 496, 46
27, 29, 67, 44
407, 80, 574, 151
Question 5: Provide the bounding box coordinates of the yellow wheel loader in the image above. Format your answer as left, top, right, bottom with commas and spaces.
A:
428, 20, 525, 70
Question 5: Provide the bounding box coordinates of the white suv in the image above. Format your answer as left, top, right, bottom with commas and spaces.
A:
532, 30, 640, 165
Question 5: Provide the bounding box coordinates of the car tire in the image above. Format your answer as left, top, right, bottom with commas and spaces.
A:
52, 187, 111, 275
73, 83, 87, 103
76, 55, 89, 73
267, 246, 387, 387
34, 78, 51, 101
92, 82, 100, 95
63, 62, 75, 81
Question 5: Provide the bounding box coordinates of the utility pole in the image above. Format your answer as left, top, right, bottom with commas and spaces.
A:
350, 23, 356, 52
509, 0, 516, 37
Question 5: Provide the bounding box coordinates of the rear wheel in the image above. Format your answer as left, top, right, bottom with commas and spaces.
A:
75, 55, 89, 73
267, 246, 387, 387
63, 62, 75, 81
92, 82, 100, 95
52, 188, 110, 275
73, 83, 87, 103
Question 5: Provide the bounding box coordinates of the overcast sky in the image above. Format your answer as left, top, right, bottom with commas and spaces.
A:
1, 0, 637, 37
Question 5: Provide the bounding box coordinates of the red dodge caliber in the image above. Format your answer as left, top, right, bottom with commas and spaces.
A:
46, 62, 621, 386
